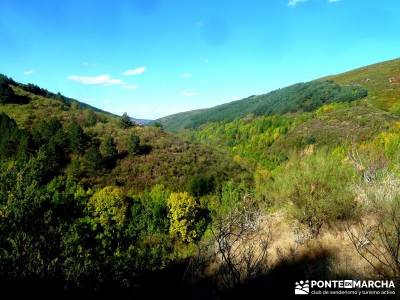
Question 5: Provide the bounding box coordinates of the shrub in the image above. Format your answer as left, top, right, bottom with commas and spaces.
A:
271, 149, 358, 237
345, 172, 400, 280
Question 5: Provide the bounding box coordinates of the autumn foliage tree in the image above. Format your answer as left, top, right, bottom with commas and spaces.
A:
167, 192, 200, 243
88, 186, 128, 230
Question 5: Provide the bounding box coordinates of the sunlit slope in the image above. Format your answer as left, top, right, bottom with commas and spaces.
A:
0, 77, 246, 192
157, 81, 367, 131
158, 58, 400, 132
188, 59, 400, 170
327, 58, 400, 111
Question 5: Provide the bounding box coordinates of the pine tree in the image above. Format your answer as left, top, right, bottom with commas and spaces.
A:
127, 134, 140, 155
67, 123, 88, 154
119, 112, 134, 129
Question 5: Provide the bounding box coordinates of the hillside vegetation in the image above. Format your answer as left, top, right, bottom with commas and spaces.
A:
1, 60, 400, 298
158, 80, 368, 131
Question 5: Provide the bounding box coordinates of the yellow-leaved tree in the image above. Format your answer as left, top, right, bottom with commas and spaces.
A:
88, 186, 128, 230
167, 192, 199, 243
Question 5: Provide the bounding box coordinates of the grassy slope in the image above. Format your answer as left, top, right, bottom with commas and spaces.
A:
0, 85, 246, 192
326, 58, 400, 111
277, 58, 400, 150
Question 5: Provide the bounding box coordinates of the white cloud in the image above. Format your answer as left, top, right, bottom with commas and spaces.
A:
182, 72, 192, 79
181, 91, 198, 97
68, 74, 123, 85
123, 66, 146, 76
68, 74, 139, 91
24, 69, 35, 75
288, 0, 308, 6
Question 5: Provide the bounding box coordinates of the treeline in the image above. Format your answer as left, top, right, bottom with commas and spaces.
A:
0, 73, 110, 114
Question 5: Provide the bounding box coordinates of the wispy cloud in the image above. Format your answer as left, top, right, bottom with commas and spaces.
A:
68, 73, 138, 91
24, 69, 35, 75
288, 0, 308, 6
123, 66, 146, 76
289, 0, 342, 6
181, 91, 198, 97
68, 74, 123, 85
182, 72, 192, 79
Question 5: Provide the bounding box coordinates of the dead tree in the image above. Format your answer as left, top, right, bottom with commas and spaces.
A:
345, 171, 400, 283
210, 200, 271, 289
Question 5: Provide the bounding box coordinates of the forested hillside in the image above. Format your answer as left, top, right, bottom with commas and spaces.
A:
0, 75, 249, 298
1, 59, 400, 299
157, 80, 368, 131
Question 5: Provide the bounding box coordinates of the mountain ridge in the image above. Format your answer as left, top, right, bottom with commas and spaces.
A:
156, 58, 400, 131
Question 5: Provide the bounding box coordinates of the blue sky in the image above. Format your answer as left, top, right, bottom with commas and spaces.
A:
0, 0, 399, 119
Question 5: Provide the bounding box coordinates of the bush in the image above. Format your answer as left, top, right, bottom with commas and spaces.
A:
271, 149, 358, 236
346, 172, 400, 281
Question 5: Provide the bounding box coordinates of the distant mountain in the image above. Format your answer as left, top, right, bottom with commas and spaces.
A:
130, 117, 153, 125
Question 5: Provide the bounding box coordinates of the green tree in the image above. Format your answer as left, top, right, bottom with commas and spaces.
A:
0, 113, 31, 160
82, 145, 103, 176
100, 136, 118, 167
119, 112, 134, 129
127, 134, 140, 155
84, 109, 97, 127
0, 77, 15, 104
67, 122, 88, 154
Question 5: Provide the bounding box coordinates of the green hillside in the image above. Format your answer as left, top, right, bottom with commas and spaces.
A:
158, 59, 400, 132
327, 58, 400, 111
157, 80, 368, 131
0, 75, 245, 192
187, 59, 400, 171
1, 60, 400, 298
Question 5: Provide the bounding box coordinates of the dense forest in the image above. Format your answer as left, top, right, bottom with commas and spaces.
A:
1, 59, 400, 299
